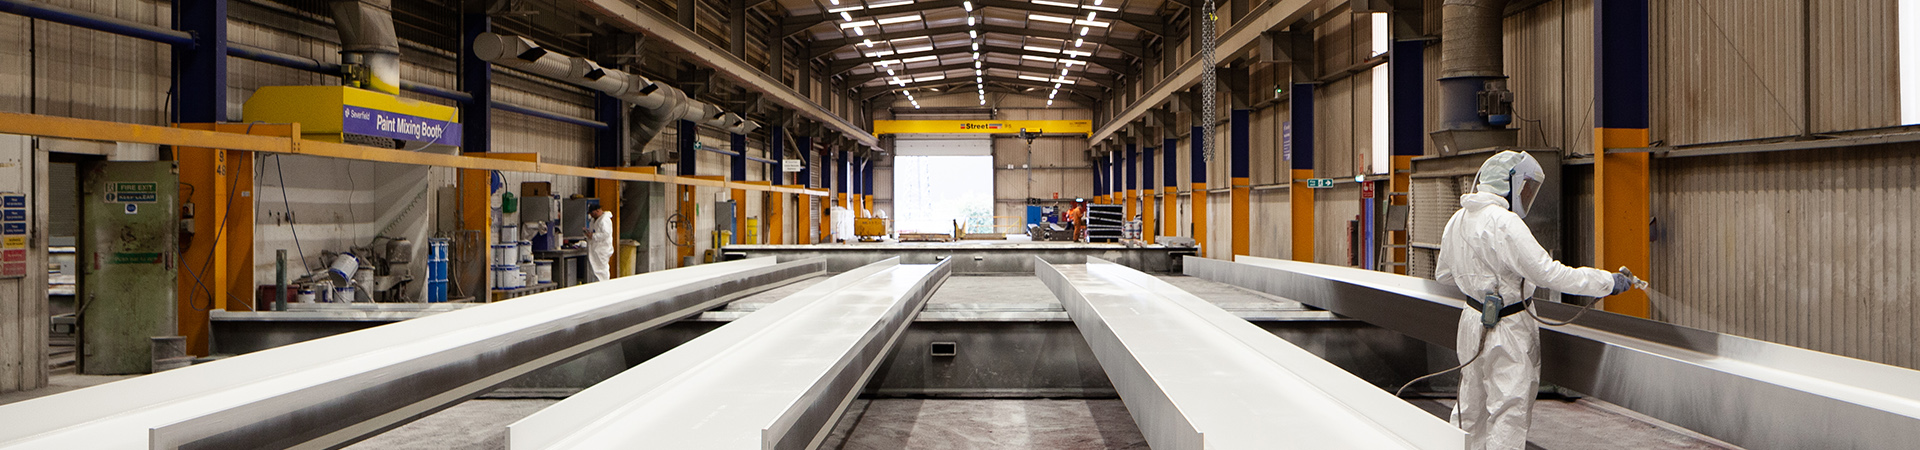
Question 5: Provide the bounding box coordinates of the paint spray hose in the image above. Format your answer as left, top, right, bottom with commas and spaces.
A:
1395, 323, 1490, 398
1527, 267, 1648, 327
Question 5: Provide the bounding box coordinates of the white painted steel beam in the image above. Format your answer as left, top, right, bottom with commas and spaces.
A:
509, 257, 953, 449
0, 257, 824, 450
1037, 257, 1462, 449
1188, 255, 1920, 450
573, 0, 882, 148
1087, 0, 1324, 143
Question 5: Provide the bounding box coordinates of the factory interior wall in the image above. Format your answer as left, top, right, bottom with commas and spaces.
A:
0, 135, 48, 393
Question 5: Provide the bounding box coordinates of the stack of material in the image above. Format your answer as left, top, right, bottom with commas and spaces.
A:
1086, 205, 1124, 242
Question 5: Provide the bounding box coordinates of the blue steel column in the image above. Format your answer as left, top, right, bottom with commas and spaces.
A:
171, 0, 226, 123
595, 94, 625, 166
1124, 144, 1137, 219
1594, 0, 1652, 317
770, 126, 786, 184
1092, 154, 1104, 202
1387, 39, 1426, 273
678, 121, 698, 175
730, 132, 747, 243
1189, 125, 1207, 253
1161, 136, 1177, 238
1142, 143, 1155, 243
460, 13, 492, 153
1288, 83, 1316, 262
1230, 108, 1250, 257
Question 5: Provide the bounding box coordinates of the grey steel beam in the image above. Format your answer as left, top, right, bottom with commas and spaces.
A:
1038, 258, 1461, 449
847, 60, 1115, 86
808, 24, 1144, 59
0, 258, 825, 449
508, 257, 953, 449
828, 44, 1130, 74
861, 76, 1105, 101
573, 0, 881, 147
1089, 0, 1325, 142
1187, 256, 1920, 450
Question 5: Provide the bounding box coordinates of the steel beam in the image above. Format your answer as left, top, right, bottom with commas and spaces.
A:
0, 258, 825, 449
1037, 258, 1461, 449
573, 0, 880, 147
1187, 256, 1920, 450
508, 258, 952, 449
1089, 0, 1324, 142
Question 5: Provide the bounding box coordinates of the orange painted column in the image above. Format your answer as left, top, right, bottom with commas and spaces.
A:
173, 123, 285, 354
1290, 169, 1316, 262
1387, 155, 1414, 274
1596, 129, 1651, 317
594, 177, 622, 277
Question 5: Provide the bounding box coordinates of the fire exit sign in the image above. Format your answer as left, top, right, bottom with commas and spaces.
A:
1305, 178, 1337, 188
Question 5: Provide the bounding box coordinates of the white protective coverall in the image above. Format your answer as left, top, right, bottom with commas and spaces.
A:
588, 211, 614, 282
1435, 151, 1623, 450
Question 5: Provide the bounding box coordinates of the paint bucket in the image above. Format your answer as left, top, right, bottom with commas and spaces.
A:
334, 286, 356, 304
534, 260, 553, 284
426, 237, 450, 260
426, 238, 450, 303
313, 280, 333, 303
518, 240, 534, 263
498, 224, 519, 243
492, 264, 522, 290
328, 252, 359, 281
518, 263, 534, 287
491, 243, 517, 266
354, 266, 375, 289
296, 289, 316, 303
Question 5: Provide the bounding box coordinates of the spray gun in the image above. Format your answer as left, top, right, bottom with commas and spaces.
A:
1619, 266, 1651, 291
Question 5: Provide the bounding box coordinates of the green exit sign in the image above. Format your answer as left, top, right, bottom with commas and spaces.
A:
1305, 178, 1336, 188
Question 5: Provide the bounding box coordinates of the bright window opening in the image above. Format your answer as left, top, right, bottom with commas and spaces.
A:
893, 155, 993, 233
1902, 2, 1920, 124
1371, 12, 1390, 174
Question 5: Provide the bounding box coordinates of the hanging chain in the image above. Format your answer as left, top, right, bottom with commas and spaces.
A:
1199, 0, 1219, 162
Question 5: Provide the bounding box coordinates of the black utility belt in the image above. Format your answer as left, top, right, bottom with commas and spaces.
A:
1463, 297, 1529, 319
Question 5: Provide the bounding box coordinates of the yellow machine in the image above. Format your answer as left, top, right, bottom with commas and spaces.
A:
854, 217, 888, 242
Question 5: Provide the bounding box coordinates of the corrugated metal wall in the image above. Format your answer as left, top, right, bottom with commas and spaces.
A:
1650, 144, 1920, 369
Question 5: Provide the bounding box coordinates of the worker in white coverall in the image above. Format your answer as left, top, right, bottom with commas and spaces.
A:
586, 204, 614, 282
1435, 151, 1635, 450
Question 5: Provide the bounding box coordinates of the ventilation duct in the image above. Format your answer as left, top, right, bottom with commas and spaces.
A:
329, 0, 402, 95
1429, 0, 1518, 155
472, 32, 761, 162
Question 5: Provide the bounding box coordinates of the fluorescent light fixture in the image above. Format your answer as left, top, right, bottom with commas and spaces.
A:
1087, 12, 1097, 20
854, 26, 865, 35
1022, 55, 1060, 63
829, 5, 863, 13
1074, 19, 1108, 27
876, 14, 921, 25
975, 61, 982, 68
1029, 14, 1074, 24
967, 15, 976, 26
977, 76, 984, 83
896, 46, 934, 53
1061, 68, 1069, 76
890, 36, 929, 43
1047, 99, 1054, 105
914, 74, 945, 82
869, 0, 916, 7
1049, 91, 1057, 99
1018, 75, 1052, 82
975, 69, 983, 75
1084, 5, 1118, 12
863, 39, 874, 47
969, 30, 978, 38
865, 50, 895, 58
840, 20, 876, 28
963, 0, 973, 10
892, 76, 903, 83
1080, 26, 1090, 35
1030, 0, 1079, 8
980, 99, 986, 105
972, 52, 981, 59
887, 69, 895, 75
972, 42, 980, 51
1054, 82, 1061, 88
831, 0, 840, 4
1023, 45, 1062, 53
1093, 0, 1101, 4
1062, 50, 1091, 57
841, 11, 854, 21
1074, 38, 1083, 47
901, 55, 939, 63
1060, 59, 1084, 66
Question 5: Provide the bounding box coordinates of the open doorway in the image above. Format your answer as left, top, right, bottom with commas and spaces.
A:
891, 155, 992, 234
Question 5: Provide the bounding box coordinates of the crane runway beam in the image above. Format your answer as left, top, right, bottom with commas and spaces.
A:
0, 257, 825, 450
1037, 257, 1462, 450
1186, 256, 1920, 450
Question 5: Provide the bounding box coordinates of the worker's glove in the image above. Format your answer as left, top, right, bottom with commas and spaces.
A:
1609, 267, 1636, 296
